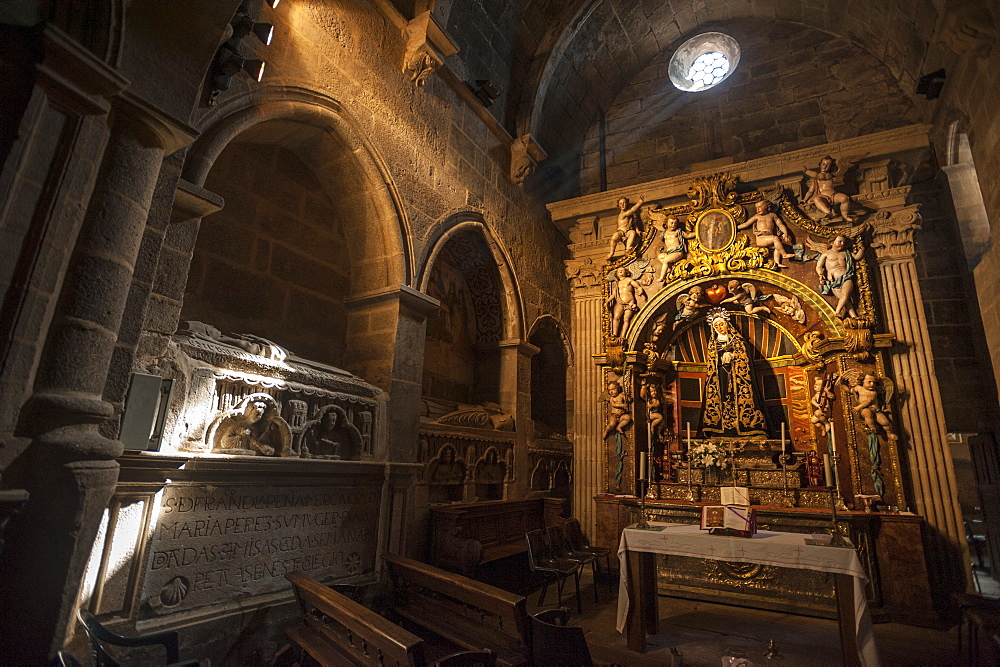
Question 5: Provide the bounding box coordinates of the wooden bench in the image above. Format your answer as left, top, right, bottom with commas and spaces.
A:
430, 497, 567, 574
384, 553, 532, 666
284, 571, 493, 666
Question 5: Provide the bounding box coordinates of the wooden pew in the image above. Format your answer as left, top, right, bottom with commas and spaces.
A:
284, 571, 494, 666
430, 497, 567, 575
384, 553, 532, 667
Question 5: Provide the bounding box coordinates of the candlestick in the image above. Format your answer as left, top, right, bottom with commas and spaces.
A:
823, 453, 834, 487
685, 422, 694, 501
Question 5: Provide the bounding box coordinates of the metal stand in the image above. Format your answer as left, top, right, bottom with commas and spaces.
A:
636, 479, 650, 529
806, 486, 852, 548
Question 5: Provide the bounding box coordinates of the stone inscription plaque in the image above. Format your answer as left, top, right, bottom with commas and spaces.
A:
139, 482, 380, 616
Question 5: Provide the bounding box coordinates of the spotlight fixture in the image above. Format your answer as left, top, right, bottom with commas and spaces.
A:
916, 69, 946, 100
232, 13, 274, 46
266, 0, 280, 7
218, 49, 265, 81
473, 79, 499, 107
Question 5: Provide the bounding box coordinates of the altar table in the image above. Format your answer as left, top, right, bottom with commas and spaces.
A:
617, 522, 878, 666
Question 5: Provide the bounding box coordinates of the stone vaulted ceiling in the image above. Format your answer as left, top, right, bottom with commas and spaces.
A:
480, 0, 940, 195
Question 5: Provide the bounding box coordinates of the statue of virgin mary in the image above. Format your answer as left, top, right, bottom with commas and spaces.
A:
700, 308, 768, 438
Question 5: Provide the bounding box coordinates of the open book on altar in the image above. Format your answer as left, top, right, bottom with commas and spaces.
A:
700, 505, 757, 536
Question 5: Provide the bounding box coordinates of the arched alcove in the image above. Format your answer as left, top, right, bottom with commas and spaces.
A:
420, 228, 505, 414
528, 316, 569, 438
181, 118, 370, 368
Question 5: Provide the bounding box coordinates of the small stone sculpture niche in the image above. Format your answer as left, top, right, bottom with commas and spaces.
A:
206, 392, 292, 456
299, 404, 363, 460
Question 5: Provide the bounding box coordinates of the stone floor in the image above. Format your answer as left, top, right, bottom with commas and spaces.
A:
523, 568, 959, 666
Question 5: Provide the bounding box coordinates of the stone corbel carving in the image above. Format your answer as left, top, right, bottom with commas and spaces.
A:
940, 0, 997, 58
401, 11, 458, 87
510, 133, 547, 185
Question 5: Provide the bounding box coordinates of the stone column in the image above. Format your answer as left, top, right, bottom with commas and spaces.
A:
498, 339, 539, 497
1, 95, 193, 663
345, 285, 438, 462
568, 276, 606, 540
871, 206, 971, 594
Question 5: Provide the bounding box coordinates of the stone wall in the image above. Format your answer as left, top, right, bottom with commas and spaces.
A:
183, 141, 350, 368
579, 21, 919, 194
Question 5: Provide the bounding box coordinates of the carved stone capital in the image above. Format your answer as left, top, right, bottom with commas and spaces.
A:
401, 11, 457, 87
940, 0, 997, 58
871, 206, 921, 263
510, 133, 547, 185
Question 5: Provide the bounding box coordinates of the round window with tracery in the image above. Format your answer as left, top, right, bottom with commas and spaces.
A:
669, 32, 740, 92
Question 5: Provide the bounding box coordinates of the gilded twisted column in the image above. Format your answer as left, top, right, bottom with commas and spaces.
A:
871, 207, 970, 592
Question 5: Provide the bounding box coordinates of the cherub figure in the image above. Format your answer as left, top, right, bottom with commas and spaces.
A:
809, 373, 837, 435
650, 316, 668, 346
674, 285, 708, 330
771, 293, 806, 324
606, 195, 645, 260
607, 267, 647, 337
639, 377, 666, 442
649, 210, 695, 281
848, 373, 898, 441
737, 200, 795, 268
803, 155, 857, 222
809, 234, 866, 318
721, 280, 771, 316
602, 380, 632, 440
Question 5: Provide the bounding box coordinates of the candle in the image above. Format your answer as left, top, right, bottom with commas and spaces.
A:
829, 425, 836, 453
686, 422, 691, 451
823, 453, 834, 487
639, 452, 648, 480
781, 422, 786, 453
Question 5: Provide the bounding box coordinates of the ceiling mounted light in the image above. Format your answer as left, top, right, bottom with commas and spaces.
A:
668, 32, 741, 92
232, 14, 275, 46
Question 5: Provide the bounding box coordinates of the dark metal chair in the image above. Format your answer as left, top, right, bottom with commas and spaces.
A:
525, 529, 582, 613
530, 608, 593, 667
565, 518, 614, 594
77, 609, 199, 667
547, 523, 600, 603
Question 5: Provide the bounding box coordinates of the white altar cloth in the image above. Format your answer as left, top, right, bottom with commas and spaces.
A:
616, 522, 879, 666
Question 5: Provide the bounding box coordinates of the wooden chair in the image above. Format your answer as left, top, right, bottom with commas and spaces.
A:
547, 524, 599, 603
77, 609, 199, 666
565, 518, 613, 594
530, 608, 593, 667
525, 529, 581, 614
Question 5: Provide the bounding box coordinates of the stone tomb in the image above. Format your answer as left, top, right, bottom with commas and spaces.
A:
73, 327, 421, 661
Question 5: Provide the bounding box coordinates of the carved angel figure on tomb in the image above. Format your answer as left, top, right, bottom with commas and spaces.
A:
809, 233, 866, 318
601, 379, 632, 441
208, 392, 292, 456
845, 372, 899, 441
771, 293, 806, 324
721, 280, 771, 316
673, 285, 709, 331
649, 209, 695, 281
606, 195, 645, 260
737, 200, 795, 268
607, 267, 646, 337
802, 155, 860, 223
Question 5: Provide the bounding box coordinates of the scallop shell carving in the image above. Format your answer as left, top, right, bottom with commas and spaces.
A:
159, 576, 190, 607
